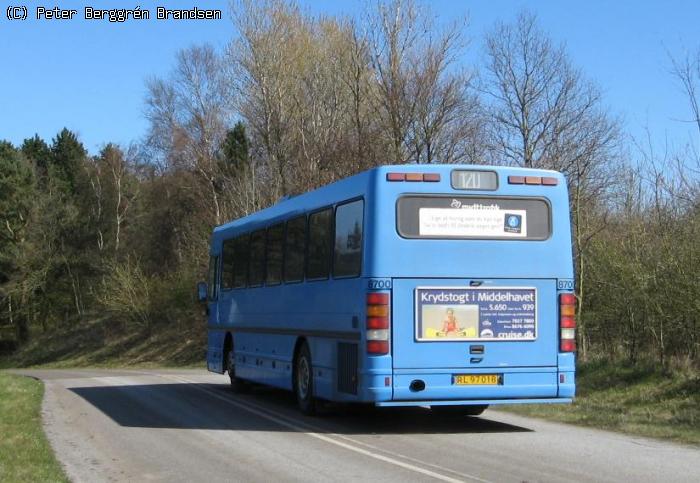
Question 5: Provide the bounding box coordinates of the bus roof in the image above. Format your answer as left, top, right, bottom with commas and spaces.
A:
212, 164, 565, 238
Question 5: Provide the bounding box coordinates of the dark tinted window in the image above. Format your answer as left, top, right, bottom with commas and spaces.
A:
397, 196, 551, 240
333, 200, 363, 278
284, 216, 306, 283
221, 240, 235, 289
208, 255, 219, 300
233, 234, 249, 288
266, 223, 284, 285
248, 229, 266, 287
307, 208, 333, 280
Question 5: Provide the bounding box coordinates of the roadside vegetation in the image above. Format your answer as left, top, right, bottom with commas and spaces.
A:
503, 359, 700, 446
0, 373, 69, 482
0, 0, 697, 446
0, 315, 204, 369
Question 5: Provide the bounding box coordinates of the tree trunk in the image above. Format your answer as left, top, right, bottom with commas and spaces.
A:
573, 182, 588, 360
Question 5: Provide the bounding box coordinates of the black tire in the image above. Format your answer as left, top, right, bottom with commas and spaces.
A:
294, 342, 316, 415
431, 404, 488, 417
227, 347, 247, 393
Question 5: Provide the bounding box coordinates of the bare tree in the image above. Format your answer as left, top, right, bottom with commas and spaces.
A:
367, 0, 421, 164
368, 0, 480, 164
484, 12, 615, 172
229, 0, 303, 198
336, 18, 381, 171
669, 46, 700, 203
484, 11, 621, 359
104, 145, 140, 253
670, 48, 700, 137
144, 44, 234, 225
412, 66, 487, 164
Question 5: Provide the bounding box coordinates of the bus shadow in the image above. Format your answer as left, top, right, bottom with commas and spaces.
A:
70, 382, 533, 435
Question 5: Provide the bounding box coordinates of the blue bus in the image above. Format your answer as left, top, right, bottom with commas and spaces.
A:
200, 164, 576, 415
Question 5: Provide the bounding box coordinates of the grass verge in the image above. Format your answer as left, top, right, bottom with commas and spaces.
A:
0, 373, 69, 482
0, 316, 205, 369
500, 358, 700, 446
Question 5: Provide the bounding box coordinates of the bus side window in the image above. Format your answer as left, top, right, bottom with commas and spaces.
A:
307, 208, 333, 280
266, 223, 284, 285
333, 199, 363, 278
284, 215, 306, 283
221, 240, 235, 290
208, 255, 220, 300
249, 229, 266, 287
233, 234, 250, 288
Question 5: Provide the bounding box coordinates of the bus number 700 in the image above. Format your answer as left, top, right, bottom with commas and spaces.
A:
368, 279, 392, 290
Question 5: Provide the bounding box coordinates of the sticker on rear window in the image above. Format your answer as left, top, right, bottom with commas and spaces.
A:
418, 207, 527, 238
415, 287, 537, 341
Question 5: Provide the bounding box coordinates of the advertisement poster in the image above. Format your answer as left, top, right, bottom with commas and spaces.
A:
416, 287, 537, 341
419, 207, 527, 238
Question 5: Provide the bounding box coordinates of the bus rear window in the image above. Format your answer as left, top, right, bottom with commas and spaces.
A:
397, 196, 550, 240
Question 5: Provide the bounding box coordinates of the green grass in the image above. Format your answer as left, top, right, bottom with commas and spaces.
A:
0, 373, 69, 482
500, 358, 700, 446
0, 317, 205, 370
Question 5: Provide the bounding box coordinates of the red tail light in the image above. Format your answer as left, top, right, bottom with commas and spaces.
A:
367, 293, 389, 305
367, 317, 389, 329
560, 339, 576, 352
559, 293, 576, 352
367, 340, 389, 354
367, 292, 390, 355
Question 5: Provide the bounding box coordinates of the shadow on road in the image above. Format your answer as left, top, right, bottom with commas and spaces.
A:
70, 382, 533, 435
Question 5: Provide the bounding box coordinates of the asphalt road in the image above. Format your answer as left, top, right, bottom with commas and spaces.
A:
12, 368, 700, 483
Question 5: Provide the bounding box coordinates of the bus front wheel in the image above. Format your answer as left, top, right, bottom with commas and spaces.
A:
294, 342, 316, 415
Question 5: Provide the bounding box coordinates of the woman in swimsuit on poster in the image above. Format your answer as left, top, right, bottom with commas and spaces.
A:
441, 308, 462, 335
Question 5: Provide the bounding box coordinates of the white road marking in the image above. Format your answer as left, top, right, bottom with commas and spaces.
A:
159, 373, 493, 483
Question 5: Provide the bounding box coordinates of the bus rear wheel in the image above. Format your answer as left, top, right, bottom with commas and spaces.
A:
431, 404, 488, 417
294, 342, 316, 415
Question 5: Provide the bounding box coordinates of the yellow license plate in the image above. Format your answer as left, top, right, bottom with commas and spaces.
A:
453, 374, 500, 385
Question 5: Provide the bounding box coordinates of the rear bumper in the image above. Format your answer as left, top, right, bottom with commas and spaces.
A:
393, 370, 558, 400
376, 397, 572, 407
362, 367, 575, 402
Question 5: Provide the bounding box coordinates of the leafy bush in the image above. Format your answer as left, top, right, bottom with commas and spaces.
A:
98, 258, 152, 328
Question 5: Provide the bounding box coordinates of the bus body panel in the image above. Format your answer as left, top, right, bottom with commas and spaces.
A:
367, 166, 573, 402
204, 164, 576, 408
210, 276, 367, 401
207, 330, 226, 374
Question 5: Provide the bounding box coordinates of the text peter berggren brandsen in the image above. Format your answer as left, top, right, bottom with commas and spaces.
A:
35, 6, 222, 22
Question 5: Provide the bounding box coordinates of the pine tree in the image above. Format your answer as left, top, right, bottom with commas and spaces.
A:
220, 122, 250, 173
50, 128, 87, 195
21, 135, 51, 187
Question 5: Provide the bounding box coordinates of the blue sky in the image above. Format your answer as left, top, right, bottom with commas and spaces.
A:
1, 0, 698, 155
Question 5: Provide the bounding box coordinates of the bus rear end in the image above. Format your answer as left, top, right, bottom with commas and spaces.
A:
365, 166, 575, 409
